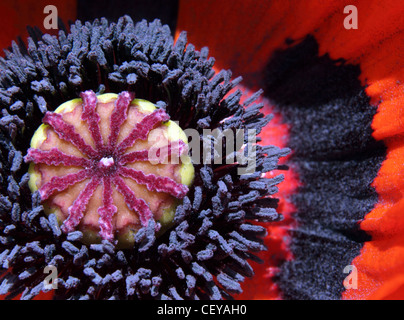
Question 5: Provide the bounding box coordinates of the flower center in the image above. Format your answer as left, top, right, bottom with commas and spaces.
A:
97, 156, 116, 175
99, 157, 115, 167
25, 91, 194, 247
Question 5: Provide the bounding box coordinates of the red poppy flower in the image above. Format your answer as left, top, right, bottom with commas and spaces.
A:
0, 0, 403, 300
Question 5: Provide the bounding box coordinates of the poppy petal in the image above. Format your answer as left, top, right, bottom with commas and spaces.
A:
0, 0, 77, 51
177, 0, 404, 300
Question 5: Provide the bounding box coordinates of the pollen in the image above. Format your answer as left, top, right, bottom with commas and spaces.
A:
24, 90, 194, 247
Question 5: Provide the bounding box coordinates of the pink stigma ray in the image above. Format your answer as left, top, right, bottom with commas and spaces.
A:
113, 176, 153, 227
81, 90, 105, 151
108, 91, 134, 149
43, 112, 98, 158
119, 140, 188, 166
25, 148, 92, 168
117, 109, 170, 153
62, 175, 102, 233
39, 169, 91, 200
98, 175, 118, 240
118, 166, 189, 198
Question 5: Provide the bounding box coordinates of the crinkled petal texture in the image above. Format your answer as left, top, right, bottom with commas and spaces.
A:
345, 21, 404, 299
177, 0, 404, 299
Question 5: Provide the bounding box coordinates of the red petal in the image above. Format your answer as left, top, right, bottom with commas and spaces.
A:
178, 0, 404, 300
0, 0, 76, 52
